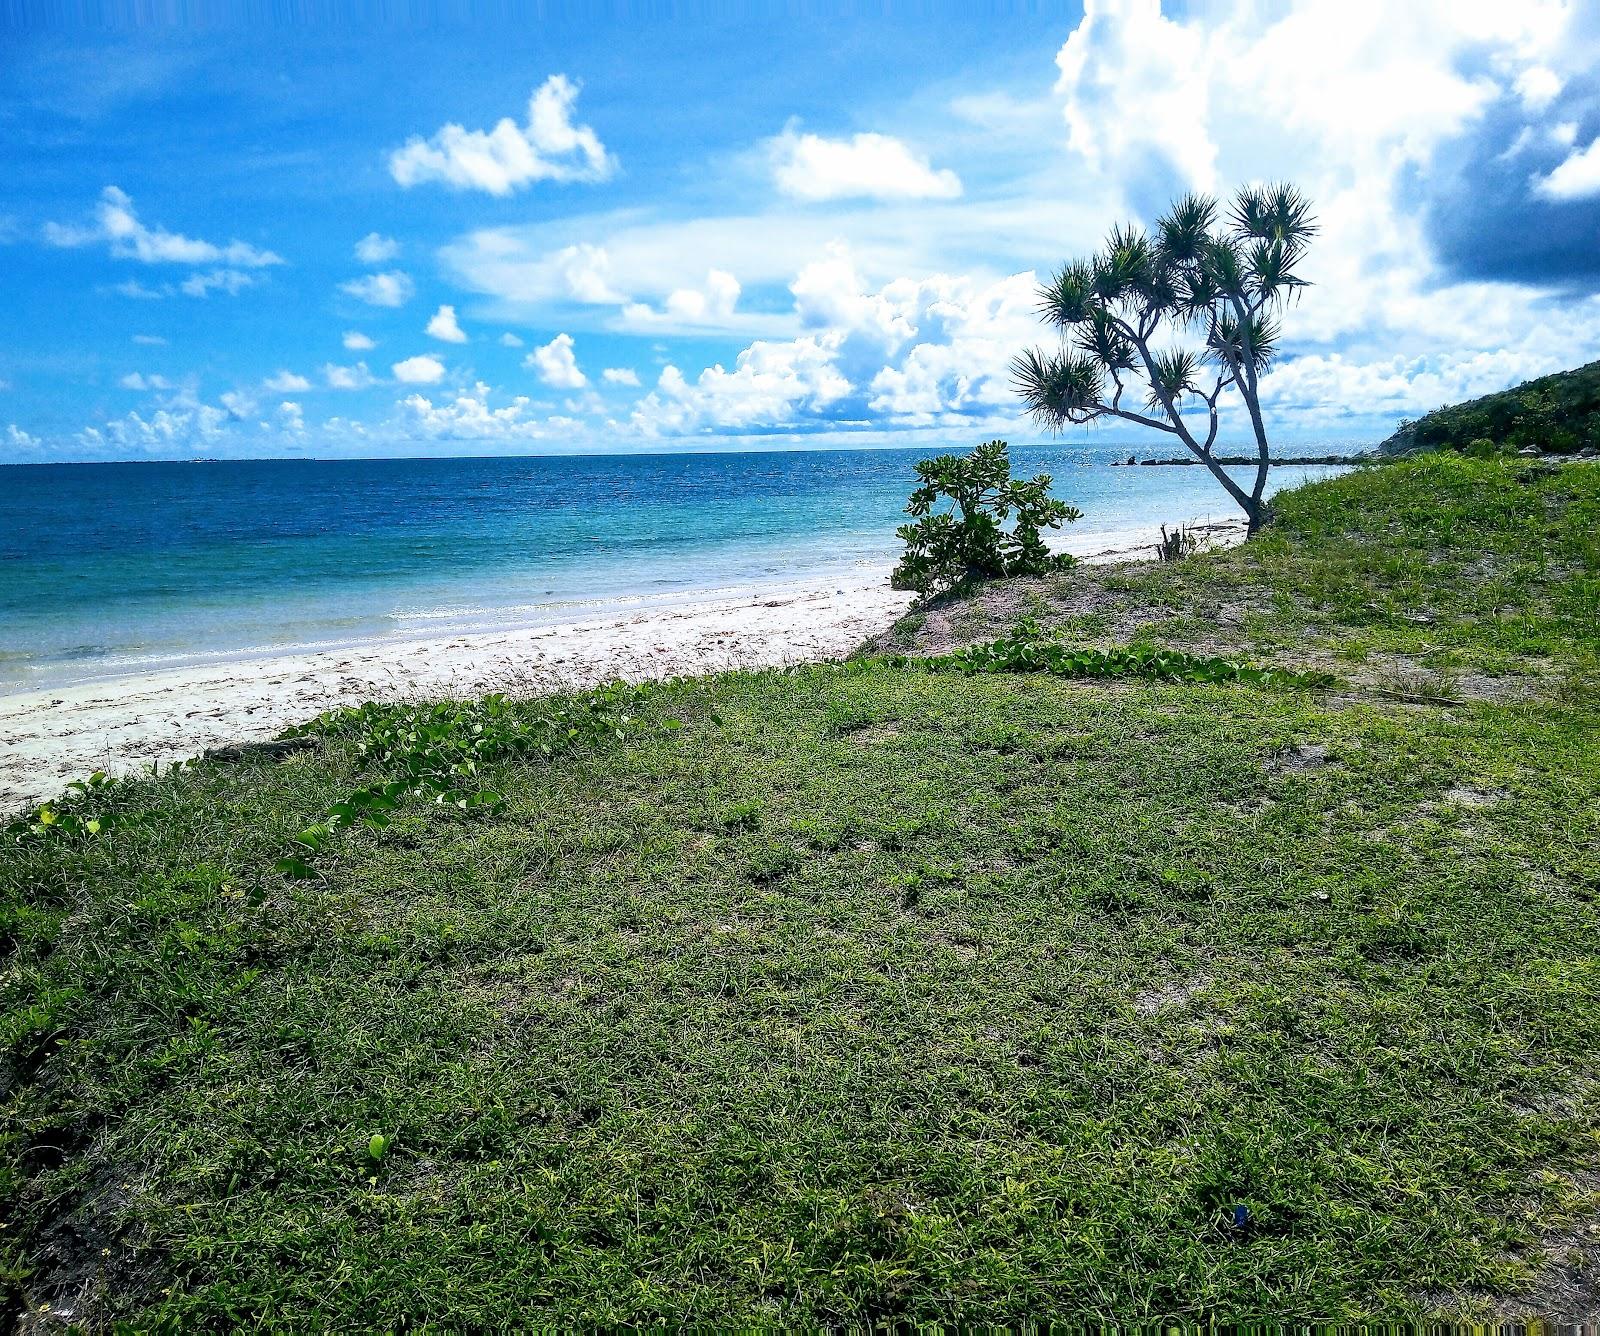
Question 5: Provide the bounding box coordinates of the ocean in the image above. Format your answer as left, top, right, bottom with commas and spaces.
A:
0, 443, 1350, 691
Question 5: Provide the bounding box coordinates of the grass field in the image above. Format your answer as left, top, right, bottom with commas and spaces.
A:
3, 455, 1598, 1325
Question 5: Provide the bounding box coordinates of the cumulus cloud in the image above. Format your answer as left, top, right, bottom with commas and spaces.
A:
263, 370, 311, 392
182, 269, 260, 298
1043, 0, 1600, 405
426, 304, 468, 342
219, 389, 257, 420
1514, 65, 1563, 112
341, 271, 415, 307
119, 372, 172, 391
526, 332, 586, 388
621, 269, 741, 329
399, 382, 566, 441
389, 75, 615, 195
323, 361, 375, 390
355, 232, 400, 263
769, 126, 962, 201
5, 424, 41, 452
392, 354, 446, 384
632, 341, 851, 435
1532, 137, 1600, 200
630, 251, 1037, 436
343, 330, 376, 351
44, 187, 283, 268
499, 332, 525, 347
602, 367, 640, 386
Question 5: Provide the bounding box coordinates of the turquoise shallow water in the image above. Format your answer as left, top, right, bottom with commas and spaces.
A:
0, 444, 1349, 691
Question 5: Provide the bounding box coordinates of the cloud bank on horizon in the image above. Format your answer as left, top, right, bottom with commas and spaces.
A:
3, 0, 1600, 462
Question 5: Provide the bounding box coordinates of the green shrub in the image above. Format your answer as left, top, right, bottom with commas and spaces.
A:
891, 439, 1082, 598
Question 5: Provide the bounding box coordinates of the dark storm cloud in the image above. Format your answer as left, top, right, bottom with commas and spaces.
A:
1415, 67, 1600, 288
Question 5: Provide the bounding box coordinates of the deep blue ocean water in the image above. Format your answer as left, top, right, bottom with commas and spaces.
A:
0, 444, 1349, 690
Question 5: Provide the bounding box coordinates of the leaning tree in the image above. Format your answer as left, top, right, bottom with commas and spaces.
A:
1011, 183, 1315, 534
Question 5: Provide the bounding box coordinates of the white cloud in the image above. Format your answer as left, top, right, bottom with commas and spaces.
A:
632, 339, 851, 435
602, 367, 640, 386
355, 232, 400, 264
1533, 137, 1600, 201
119, 372, 172, 391
1054, 1, 1217, 193
341, 271, 415, 307
343, 330, 376, 351
426, 304, 468, 342
44, 187, 282, 267
437, 194, 1105, 338
1035, 0, 1596, 420
324, 361, 375, 390
389, 74, 615, 196
499, 332, 525, 347
621, 269, 741, 330
185, 269, 261, 297
219, 389, 257, 420
769, 127, 962, 202
132, 334, 167, 346
399, 382, 564, 441
278, 401, 306, 433
526, 332, 586, 388
263, 370, 312, 392
553, 243, 625, 303
630, 252, 1042, 437
5, 424, 41, 451
392, 354, 446, 384
1514, 64, 1563, 111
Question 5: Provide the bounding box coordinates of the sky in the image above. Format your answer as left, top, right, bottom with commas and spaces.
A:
3, 0, 1600, 464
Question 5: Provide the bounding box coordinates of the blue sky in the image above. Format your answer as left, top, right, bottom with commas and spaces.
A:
4, 2, 1600, 463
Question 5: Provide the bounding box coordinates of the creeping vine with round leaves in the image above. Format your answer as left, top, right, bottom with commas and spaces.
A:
1012, 184, 1316, 534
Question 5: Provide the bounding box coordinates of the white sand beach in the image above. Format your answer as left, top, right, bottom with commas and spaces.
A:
0, 518, 1245, 813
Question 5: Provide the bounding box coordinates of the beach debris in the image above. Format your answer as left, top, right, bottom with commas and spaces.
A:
202, 736, 320, 764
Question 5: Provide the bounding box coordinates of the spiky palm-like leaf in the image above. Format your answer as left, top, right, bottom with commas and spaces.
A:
1175, 265, 1223, 325
1074, 307, 1136, 373
1199, 236, 1247, 299
1156, 192, 1218, 264
1011, 347, 1105, 429
1037, 260, 1098, 327
1231, 182, 1317, 247
1212, 311, 1281, 375
1245, 239, 1308, 305
1093, 225, 1156, 303
1146, 348, 1202, 411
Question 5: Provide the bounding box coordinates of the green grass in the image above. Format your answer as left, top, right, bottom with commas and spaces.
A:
3, 456, 1599, 1325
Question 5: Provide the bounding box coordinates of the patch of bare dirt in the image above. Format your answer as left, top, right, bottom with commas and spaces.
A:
1264, 743, 1333, 773
1134, 974, 1213, 1015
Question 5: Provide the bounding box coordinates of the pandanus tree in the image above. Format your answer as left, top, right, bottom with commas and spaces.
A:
1011, 184, 1315, 534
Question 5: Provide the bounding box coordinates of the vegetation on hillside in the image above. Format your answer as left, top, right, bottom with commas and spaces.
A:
1380, 358, 1600, 457
1, 457, 1598, 1325
1012, 184, 1315, 534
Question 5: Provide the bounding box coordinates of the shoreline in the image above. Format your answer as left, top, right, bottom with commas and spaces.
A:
0, 516, 1245, 812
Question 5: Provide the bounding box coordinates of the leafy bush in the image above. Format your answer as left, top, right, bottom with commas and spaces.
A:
891, 439, 1082, 598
